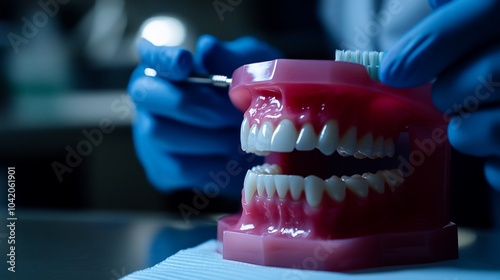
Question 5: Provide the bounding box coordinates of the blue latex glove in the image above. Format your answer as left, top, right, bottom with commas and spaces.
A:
127, 35, 281, 197
380, 0, 500, 191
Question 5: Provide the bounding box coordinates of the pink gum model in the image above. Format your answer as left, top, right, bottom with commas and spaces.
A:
218, 59, 458, 271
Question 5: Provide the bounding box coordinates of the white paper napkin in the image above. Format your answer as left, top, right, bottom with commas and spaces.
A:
121, 239, 500, 280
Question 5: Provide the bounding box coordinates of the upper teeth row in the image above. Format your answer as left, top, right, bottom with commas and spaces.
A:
244, 164, 404, 207
241, 118, 395, 158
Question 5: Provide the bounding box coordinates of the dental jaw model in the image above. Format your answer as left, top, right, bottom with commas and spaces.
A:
217, 52, 458, 271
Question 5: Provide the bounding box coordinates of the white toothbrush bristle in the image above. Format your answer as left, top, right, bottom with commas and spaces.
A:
335, 50, 384, 81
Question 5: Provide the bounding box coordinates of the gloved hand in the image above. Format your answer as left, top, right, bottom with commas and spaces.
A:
127, 35, 281, 198
380, 0, 500, 191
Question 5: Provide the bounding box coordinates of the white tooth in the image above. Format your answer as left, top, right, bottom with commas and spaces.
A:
255, 122, 273, 151
256, 175, 266, 196
379, 169, 404, 192
362, 173, 385, 194
357, 133, 373, 156
252, 163, 266, 174
251, 165, 261, 173
247, 124, 259, 151
342, 175, 369, 198
263, 164, 272, 173
274, 175, 289, 199
384, 138, 395, 157
244, 170, 257, 204
372, 136, 384, 158
288, 175, 305, 200
240, 118, 250, 151
304, 175, 325, 208
325, 176, 345, 201
296, 123, 317, 151
263, 164, 281, 174
264, 175, 276, 198
337, 127, 357, 156
270, 119, 298, 152
317, 120, 339, 155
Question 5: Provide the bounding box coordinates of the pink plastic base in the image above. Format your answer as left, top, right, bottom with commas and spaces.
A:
218, 214, 458, 272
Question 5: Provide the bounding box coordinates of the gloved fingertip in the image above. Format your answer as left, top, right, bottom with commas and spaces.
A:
157, 48, 193, 81
137, 38, 193, 81
379, 50, 404, 87
485, 158, 500, 192
447, 116, 474, 155
380, 48, 430, 88
197, 33, 219, 47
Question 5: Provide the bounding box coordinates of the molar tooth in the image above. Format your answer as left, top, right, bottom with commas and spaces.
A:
337, 127, 357, 156
304, 175, 325, 208
251, 165, 262, 173
244, 170, 257, 204
255, 122, 274, 151
262, 163, 282, 175
384, 138, 395, 157
256, 175, 266, 196
372, 136, 385, 158
274, 175, 289, 199
295, 123, 317, 151
247, 124, 259, 151
240, 118, 250, 151
357, 133, 373, 156
270, 119, 298, 152
317, 120, 339, 156
362, 172, 385, 194
342, 175, 369, 198
264, 175, 276, 198
259, 163, 270, 174
325, 176, 345, 201
254, 164, 263, 173
288, 175, 304, 200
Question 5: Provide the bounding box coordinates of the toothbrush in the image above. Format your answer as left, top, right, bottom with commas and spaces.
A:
334, 50, 384, 82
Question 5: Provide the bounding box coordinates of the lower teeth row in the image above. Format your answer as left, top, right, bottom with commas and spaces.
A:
244, 164, 404, 207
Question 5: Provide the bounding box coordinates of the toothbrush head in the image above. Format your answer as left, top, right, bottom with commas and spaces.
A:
335, 50, 384, 81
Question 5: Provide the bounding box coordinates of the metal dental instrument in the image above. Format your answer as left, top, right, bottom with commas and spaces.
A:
185, 75, 232, 87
